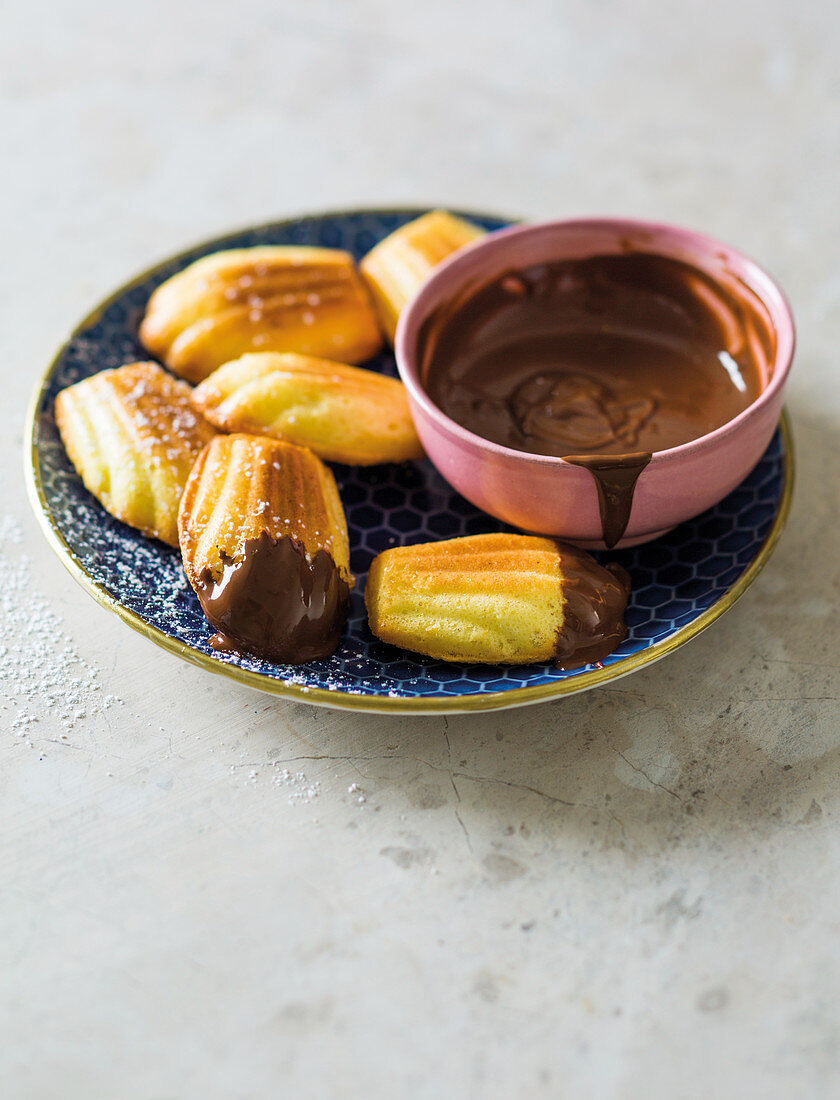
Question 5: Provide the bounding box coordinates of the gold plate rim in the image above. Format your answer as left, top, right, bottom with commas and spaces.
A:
24, 209, 796, 715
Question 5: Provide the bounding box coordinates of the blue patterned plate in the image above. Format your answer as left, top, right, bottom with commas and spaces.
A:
26, 209, 794, 713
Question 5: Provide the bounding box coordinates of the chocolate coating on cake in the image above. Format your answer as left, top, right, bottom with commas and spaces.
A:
554, 542, 631, 670
196, 532, 351, 663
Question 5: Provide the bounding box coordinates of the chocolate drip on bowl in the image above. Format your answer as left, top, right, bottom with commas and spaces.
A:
562, 452, 652, 549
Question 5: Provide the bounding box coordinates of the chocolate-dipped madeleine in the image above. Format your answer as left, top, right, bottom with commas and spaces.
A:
365, 533, 629, 668
179, 434, 352, 662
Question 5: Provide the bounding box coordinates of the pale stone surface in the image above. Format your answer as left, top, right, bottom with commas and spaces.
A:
2, 1, 840, 1096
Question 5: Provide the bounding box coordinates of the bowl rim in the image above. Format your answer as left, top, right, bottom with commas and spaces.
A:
395, 215, 796, 467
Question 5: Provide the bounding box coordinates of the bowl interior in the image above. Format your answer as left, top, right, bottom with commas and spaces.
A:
397, 217, 795, 453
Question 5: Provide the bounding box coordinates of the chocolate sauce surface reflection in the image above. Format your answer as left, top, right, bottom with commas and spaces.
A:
421, 253, 771, 545
197, 532, 351, 663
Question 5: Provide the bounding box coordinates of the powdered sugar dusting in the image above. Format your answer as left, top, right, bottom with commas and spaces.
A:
0, 515, 23, 545
274, 767, 321, 805
227, 759, 321, 804
0, 514, 121, 740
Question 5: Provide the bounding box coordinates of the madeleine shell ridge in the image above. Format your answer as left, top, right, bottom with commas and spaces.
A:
360, 210, 486, 342
140, 245, 384, 383
55, 361, 216, 547
178, 433, 351, 586
365, 533, 567, 664
191, 352, 424, 465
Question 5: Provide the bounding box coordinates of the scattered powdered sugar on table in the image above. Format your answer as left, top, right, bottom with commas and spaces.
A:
229, 759, 322, 804
274, 767, 321, 805
0, 515, 23, 545
0, 514, 121, 741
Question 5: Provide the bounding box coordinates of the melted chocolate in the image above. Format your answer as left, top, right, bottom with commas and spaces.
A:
554, 543, 631, 670
421, 252, 770, 545
196, 532, 351, 663
562, 452, 652, 550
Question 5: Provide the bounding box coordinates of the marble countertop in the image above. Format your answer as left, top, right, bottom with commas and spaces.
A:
3, 1, 840, 1096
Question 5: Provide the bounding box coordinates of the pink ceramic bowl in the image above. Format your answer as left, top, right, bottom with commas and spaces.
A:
395, 217, 795, 548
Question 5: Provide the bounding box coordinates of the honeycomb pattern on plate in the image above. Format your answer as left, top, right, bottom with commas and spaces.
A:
33, 210, 788, 701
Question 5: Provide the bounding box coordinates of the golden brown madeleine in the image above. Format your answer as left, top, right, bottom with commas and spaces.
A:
179, 434, 352, 662
139, 246, 384, 384
191, 352, 424, 465
360, 210, 486, 342
54, 361, 216, 547
365, 533, 629, 668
